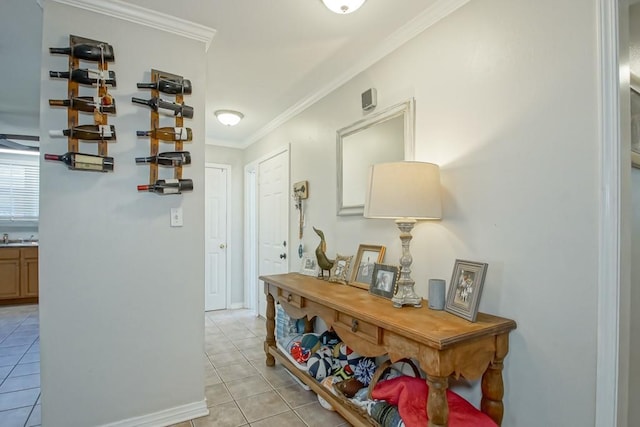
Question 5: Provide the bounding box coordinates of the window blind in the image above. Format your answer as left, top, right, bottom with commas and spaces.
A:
0, 151, 39, 223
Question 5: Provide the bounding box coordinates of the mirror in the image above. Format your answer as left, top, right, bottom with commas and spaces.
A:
337, 98, 415, 216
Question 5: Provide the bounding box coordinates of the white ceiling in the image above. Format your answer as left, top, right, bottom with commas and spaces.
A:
1, 0, 455, 147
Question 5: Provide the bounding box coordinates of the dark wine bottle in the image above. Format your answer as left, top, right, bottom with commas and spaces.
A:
135, 151, 191, 167
131, 97, 193, 118
136, 127, 192, 141
49, 95, 116, 114
137, 79, 192, 95
137, 179, 193, 195
49, 125, 116, 141
49, 43, 115, 62
49, 69, 116, 87
44, 152, 114, 172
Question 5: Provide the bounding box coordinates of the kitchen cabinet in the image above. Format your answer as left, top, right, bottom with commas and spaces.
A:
0, 246, 38, 303
20, 247, 38, 298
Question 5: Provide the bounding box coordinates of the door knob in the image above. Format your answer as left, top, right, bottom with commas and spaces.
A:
280, 253, 287, 259
219, 244, 226, 249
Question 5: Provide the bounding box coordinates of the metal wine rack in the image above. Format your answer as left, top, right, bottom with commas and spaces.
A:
55, 34, 114, 158
141, 69, 191, 189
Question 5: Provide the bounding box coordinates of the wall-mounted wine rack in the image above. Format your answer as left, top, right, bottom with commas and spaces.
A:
46, 34, 116, 172
134, 69, 193, 195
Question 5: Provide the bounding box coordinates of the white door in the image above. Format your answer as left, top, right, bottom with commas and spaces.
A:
258, 150, 289, 317
205, 165, 229, 311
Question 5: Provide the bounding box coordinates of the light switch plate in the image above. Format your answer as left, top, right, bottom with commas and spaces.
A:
170, 207, 183, 227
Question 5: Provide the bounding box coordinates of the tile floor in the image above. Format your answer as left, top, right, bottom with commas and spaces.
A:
181, 309, 350, 427
0, 305, 349, 427
0, 304, 41, 427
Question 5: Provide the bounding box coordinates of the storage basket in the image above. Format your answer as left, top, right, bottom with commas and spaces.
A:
332, 358, 421, 427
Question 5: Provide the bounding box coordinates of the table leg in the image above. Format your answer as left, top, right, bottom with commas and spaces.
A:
303, 316, 313, 333
426, 375, 449, 426
481, 333, 509, 425
264, 292, 275, 367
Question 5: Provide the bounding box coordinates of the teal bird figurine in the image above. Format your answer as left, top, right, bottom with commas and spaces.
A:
313, 227, 334, 278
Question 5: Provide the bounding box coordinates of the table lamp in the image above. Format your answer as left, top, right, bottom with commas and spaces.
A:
364, 161, 442, 308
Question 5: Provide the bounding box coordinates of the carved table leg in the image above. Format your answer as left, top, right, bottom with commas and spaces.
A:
426, 375, 449, 427
264, 292, 276, 367
481, 333, 509, 425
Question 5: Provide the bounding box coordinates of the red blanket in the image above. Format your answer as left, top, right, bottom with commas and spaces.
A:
372, 377, 497, 427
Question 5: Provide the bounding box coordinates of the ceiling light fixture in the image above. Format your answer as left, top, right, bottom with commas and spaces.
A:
214, 110, 244, 126
322, 0, 366, 14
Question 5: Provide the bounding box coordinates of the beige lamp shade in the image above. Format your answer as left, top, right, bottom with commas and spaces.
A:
364, 161, 442, 220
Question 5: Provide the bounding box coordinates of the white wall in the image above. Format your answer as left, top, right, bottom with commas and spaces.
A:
0, 114, 40, 137
39, 3, 206, 426
629, 4, 640, 425
204, 144, 244, 307
245, 0, 602, 425
631, 168, 640, 425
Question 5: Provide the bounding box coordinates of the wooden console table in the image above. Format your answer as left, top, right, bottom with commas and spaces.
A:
261, 273, 516, 427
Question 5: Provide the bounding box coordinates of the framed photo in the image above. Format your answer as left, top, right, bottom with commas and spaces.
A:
369, 263, 399, 300
349, 244, 386, 290
631, 73, 640, 168
300, 253, 320, 277
445, 260, 488, 322
328, 254, 352, 285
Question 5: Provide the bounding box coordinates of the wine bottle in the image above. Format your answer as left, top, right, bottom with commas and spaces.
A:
137, 79, 192, 95
136, 127, 192, 141
49, 43, 115, 62
131, 97, 193, 118
49, 69, 117, 87
135, 151, 191, 167
49, 124, 116, 141
44, 152, 114, 172
49, 96, 116, 114
137, 179, 193, 195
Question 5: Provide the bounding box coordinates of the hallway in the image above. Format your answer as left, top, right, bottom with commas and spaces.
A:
0, 305, 349, 427
0, 304, 40, 427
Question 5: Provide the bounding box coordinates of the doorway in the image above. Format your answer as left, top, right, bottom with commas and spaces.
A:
245, 147, 290, 318
204, 164, 230, 312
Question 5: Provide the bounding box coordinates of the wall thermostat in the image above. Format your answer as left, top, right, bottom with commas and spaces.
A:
361, 88, 377, 111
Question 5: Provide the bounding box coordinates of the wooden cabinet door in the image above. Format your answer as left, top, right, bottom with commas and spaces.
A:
0, 259, 21, 299
20, 248, 38, 298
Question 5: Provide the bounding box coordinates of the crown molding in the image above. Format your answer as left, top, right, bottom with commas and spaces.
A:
45, 0, 216, 51
241, 0, 471, 148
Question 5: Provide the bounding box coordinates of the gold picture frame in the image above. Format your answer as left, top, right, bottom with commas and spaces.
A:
349, 244, 386, 290
328, 254, 352, 285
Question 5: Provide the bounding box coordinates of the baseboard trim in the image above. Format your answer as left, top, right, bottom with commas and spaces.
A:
99, 399, 208, 427
229, 302, 244, 310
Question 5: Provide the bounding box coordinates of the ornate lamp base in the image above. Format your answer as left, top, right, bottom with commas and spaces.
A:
391, 218, 422, 308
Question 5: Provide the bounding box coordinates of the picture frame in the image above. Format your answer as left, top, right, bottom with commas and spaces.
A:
369, 263, 399, 300
349, 244, 386, 290
630, 73, 640, 168
328, 254, 352, 285
299, 253, 320, 277
445, 259, 488, 322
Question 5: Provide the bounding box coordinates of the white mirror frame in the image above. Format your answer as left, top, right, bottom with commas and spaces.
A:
336, 98, 415, 216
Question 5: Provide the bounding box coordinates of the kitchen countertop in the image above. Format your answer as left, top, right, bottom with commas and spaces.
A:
0, 242, 39, 247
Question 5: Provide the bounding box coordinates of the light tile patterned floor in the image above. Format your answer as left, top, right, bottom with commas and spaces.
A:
0, 306, 349, 427
180, 309, 351, 427
0, 304, 41, 427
